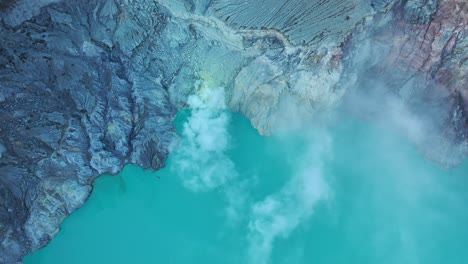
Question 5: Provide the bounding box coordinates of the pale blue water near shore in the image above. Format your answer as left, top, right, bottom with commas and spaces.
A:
25, 110, 468, 264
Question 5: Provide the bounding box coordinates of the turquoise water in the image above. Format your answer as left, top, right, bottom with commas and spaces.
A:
25, 111, 468, 264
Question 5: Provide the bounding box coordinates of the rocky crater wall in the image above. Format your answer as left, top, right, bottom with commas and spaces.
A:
0, 0, 466, 262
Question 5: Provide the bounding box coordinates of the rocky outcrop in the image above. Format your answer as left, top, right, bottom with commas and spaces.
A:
0, 0, 466, 262
0, 1, 179, 262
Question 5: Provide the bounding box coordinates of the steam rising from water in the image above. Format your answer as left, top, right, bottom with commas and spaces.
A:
170, 85, 238, 192
171, 85, 334, 263
247, 131, 332, 264
25, 84, 468, 264
170, 81, 455, 263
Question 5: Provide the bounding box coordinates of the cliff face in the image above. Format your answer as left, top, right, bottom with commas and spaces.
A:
0, 1, 179, 261
0, 0, 466, 262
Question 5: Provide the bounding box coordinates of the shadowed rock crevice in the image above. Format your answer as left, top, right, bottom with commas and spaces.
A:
0, 0, 15, 11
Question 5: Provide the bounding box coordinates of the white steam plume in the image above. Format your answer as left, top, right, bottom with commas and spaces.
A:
170, 84, 238, 192
247, 130, 332, 264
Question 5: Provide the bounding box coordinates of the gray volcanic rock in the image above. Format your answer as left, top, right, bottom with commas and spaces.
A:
0, 0, 466, 263
0, 0, 179, 262
208, 0, 372, 46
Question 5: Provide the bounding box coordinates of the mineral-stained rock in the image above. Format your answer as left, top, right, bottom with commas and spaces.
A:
0, 0, 466, 262
341, 0, 467, 166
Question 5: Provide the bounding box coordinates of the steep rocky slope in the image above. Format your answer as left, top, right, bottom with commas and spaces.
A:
0, 0, 466, 262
